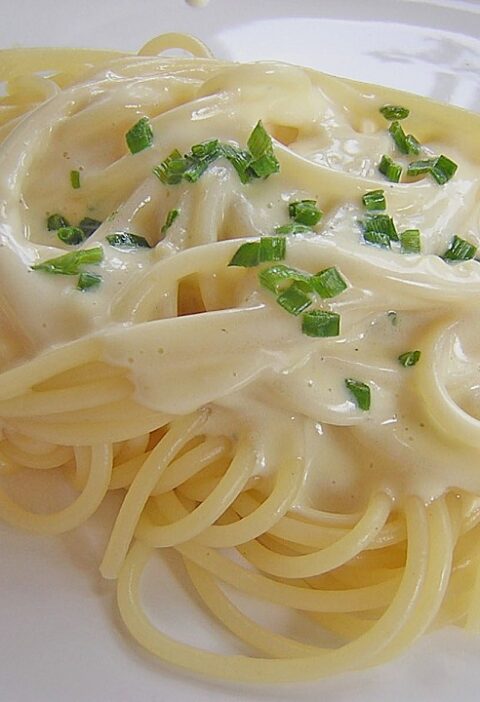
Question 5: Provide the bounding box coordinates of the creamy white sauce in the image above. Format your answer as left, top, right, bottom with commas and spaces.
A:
2, 56, 480, 511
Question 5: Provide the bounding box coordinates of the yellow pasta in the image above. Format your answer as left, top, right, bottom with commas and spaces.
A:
1, 32, 480, 683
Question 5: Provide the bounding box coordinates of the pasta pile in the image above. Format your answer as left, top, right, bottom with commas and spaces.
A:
1, 34, 480, 682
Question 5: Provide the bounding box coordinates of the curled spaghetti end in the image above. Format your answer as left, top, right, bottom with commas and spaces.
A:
138, 33, 214, 58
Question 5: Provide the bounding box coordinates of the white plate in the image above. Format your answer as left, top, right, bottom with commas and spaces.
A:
2, 1, 480, 701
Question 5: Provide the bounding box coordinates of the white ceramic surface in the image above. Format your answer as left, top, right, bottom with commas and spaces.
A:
1, 2, 480, 701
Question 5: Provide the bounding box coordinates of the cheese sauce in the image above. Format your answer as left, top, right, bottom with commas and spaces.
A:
2, 56, 480, 513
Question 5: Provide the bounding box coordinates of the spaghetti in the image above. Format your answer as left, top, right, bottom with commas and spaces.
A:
1, 33, 480, 682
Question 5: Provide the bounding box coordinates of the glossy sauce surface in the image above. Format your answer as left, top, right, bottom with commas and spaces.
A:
2, 57, 480, 511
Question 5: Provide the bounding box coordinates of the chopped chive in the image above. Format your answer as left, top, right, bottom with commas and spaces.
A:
407, 155, 457, 184
126, 116, 154, 154
398, 350, 421, 367
288, 200, 323, 226
247, 121, 271, 158
400, 229, 421, 254
153, 141, 221, 185
57, 226, 86, 245
183, 153, 218, 183
406, 134, 421, 155
259, 236, 286, 262
249, 151, 280, 179
259, 264, 311, 294
362, 189, 386, 211
161, 208, 179, 236
77, 272, 102, 291
228, 242, 260, 267
311, 267, 347, 298
277, 282, 312, 315
47, 213, 69, 231
247, 120, 280, 178
442, 235, 477, 262
387, 310, 398, 326
191, 139, 219, 159
389, 121, 420, 155
106, 232, 151, 249
431, 154, 458, 185
388, 121, 409, 154
363, 229, 391, 249
79, 217, 102, 238
153, 149, 187, 185
228, 236, 286, 268
345, 378, 371, 410
362, 214, 398, 241
184, 139, 221, 182
153, 124, 279, 187
378, 154, 402, 183
70, 170, 81, 189
274, 223, 312, 236
220, 144, 253, 184
31, 246, 103, 275
380, 105, 410, 121
406, 158, 436, 176
302, 310, 340, 337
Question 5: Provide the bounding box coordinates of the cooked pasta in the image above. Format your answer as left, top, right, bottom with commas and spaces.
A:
1, 33, 480, 683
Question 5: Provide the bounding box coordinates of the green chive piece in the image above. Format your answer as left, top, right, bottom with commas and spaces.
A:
228, 235, 287, 268
161, 208, 179, 236
182, 154, 214, 184
407, 155, 457, 184
70, 170, 81, 189
389, 121, 420, 155
259, 236, 286, 262
406, 134, 421, 155
47, 213, 69, 231
153, 124, 279, 187
407, 158, 436, 176
379, 105, 410, 121
126, 116, 154, 154
311, 267, 347, 298
247, 120, 280, 178
228, 242, 260, 267
442, 235, 477, 262
398, 350, 421, 367
274, 223, 312, 236
389, 121, 409, 154
362, 214, 398, 242
259, 264, 311, 294
79, 217, 102, 238
277, 282, 312, 316
363, 230, 391, 249
31, 246, 103, 275
153, 149, 187, 185
153, 141, 221, 185
222, 124, 279, 182
400, 229, 421, 254
190, 139, 220, 159
184, 139, 221, 182
288, 200, 323, 226
106, 233, 151, 249
378, 154, 402, 183
57, 226, 86, 245
345, 378, 371, 410
362, 190, 386, 211
431, 154, 458, 185
302, 310, 340, 337
220, 144, 253, 184
77, 272, 102, 291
